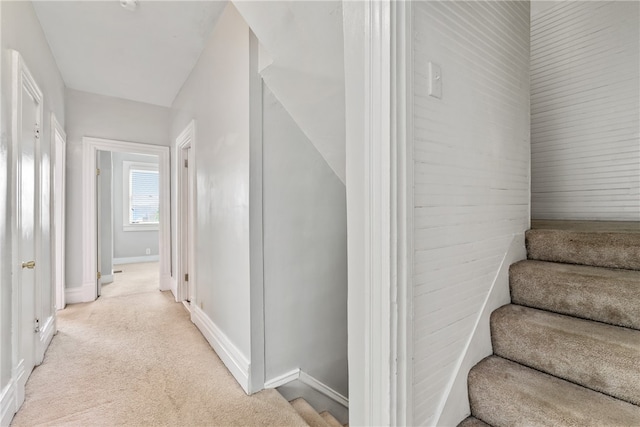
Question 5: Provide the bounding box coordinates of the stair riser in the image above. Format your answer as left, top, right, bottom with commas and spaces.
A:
510, 260, 640, 330
468, 357, 640, 427
491, 305, 640, 405
525, 230, 640, 270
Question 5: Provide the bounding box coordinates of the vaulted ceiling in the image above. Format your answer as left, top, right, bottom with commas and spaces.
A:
33, 1, 227, 107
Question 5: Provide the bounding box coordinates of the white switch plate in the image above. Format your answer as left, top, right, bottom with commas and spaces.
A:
428, 61, 442, 99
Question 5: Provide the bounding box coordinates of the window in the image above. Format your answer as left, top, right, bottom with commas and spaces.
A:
123, 161, 159, 231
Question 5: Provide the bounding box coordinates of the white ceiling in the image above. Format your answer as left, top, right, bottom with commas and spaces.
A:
33, 1, 228, 107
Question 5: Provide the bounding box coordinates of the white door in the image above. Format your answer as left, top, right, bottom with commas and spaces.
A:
12, 50, 43, 406
19, 83, 37, 375
179, 143, 194, 303
183, 147, 192, 302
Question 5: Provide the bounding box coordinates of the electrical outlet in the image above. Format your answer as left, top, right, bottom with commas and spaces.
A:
145, 248, 150, 255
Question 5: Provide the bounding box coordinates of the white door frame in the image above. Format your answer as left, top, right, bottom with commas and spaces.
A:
51, 114, 66, 311
95, 151, 103, 298
175, 120, 196, 304
345, 1, 411, 425
82, 137, 171, 301
10, 48, 44, 411
390, 1, 413, 425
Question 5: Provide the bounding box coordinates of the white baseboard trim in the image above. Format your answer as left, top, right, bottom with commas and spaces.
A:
265, 369, 301, 389
36, 315, 56, 365
191, 305, 250, 394
0, 380, 16, 427
65, 283, 95, 304
168, 277, 178, 301
436, 233, 526, 426
113, 255, 159, 265
181, 300, 192, 313
160, 273, 173, 292
14, 360, 26, 414
299, 371, 349, 408
265, 369, 349, 408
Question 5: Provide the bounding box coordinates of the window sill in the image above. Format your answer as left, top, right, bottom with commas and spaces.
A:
123, 224, 159, 232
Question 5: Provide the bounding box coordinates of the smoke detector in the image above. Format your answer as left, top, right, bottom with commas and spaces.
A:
120, 0, 138, 12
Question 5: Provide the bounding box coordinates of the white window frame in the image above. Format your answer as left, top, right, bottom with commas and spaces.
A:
122, 160, 159, 231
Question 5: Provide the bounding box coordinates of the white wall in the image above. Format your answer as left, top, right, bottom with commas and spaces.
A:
64, 88, 170, 290
262, 85, 348, 396
170, 3, 252, 365
531, 1, 640, 220
98, 151, 113, 281
411, 2, 530, 425
232, 0, 347, 183
111, 152, 159, 261
0, 1, 65, 422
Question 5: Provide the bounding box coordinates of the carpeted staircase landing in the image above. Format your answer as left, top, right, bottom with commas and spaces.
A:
461, 221, 640, 426
288, 397, 347, 427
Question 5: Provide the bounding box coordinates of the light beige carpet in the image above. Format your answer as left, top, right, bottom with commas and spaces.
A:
11, 263, 308, 426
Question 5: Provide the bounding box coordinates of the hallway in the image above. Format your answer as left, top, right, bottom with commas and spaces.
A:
11, 264, 307, 426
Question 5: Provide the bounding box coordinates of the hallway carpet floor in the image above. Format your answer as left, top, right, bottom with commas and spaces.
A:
11, 263, 308, 426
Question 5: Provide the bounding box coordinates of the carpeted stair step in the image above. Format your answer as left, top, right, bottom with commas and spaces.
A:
510, 260, 640, 330
525, 229, 640, 270
256, 389, 310, 426
468, 356, 640, 426
320, 411, 343, 427
291, 398, 329, 427
491, 304, 640, 404
458, 416, 491, 427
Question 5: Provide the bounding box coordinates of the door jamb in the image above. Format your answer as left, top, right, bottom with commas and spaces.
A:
176, 121, 196, 304
82, 137, 171, 301
345, 1, 411, 424
390, 1, 413, 424
51, 113, 66, 312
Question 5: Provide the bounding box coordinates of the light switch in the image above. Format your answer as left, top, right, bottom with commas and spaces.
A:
428, 62, 442, 99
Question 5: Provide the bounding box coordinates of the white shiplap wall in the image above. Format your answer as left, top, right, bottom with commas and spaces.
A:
411, 2, 530, 425
531, 1, 640, 220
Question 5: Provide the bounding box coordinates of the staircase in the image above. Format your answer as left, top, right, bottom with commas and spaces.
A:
289, 397, 347, 427
462, 221, 640, 426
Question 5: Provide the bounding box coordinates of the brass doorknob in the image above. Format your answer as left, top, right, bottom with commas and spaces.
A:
22, 260, 35, 269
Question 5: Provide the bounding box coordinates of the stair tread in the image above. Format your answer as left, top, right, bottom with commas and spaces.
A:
469, 356, 640, 426
531, 220, 640, 234
510, 260, 640, 330
491, 304, 640, 405
525, 229, 640, 270
458, 416, 491, 427
291, 398, 329, 427
254, 389, 310, 427
319, 411, 343, 427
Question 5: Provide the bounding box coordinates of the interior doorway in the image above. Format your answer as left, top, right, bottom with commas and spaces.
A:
176, 121, 196, 307
95, 149, 162, 298
82, 137, 171, 302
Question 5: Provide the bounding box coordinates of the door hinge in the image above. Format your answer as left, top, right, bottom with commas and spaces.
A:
97, 271, 102, 280
34, 318, 40, 333
184, 159, 188, 168
185, 273, 189, 282
96, 168, 101, 176
34, 124, 40, 140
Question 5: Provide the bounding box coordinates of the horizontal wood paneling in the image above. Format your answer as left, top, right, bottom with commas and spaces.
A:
411, 2, 530, 424
531, 1, 640, 220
